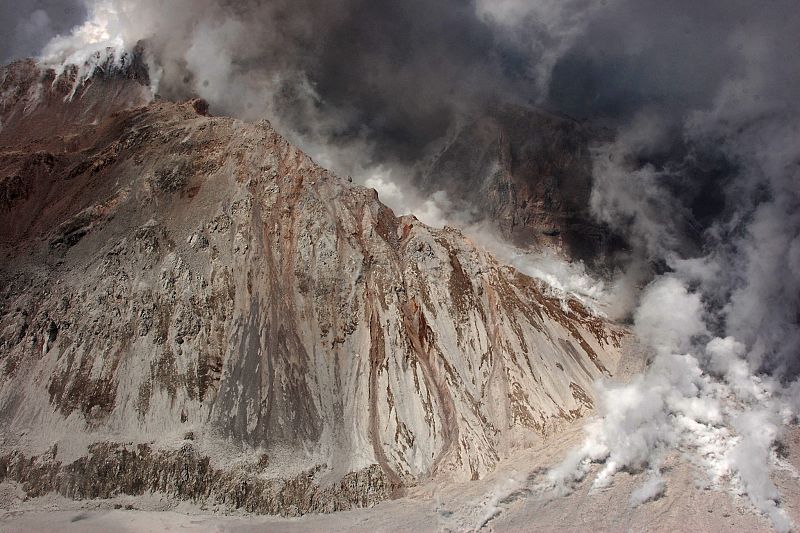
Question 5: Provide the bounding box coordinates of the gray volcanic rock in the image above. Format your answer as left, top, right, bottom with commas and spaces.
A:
0, 60, 625, 514
418, 104, 619, 265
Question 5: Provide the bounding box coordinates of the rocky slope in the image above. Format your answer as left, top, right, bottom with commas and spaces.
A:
5, 422, 797, 532
418, 104, 619, 265
0, 55, 624, 514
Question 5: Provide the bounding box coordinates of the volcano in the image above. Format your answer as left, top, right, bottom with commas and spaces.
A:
0, 52, 627, 515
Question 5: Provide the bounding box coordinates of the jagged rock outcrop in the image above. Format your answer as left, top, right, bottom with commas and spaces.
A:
0, 443, 394, 516
0, 59, 624, 514
418, 104, 620, 265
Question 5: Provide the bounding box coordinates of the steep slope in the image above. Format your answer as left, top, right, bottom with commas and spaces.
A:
0, 57, 624, 514
0, 50, 152, 248
418, 104, 619, 265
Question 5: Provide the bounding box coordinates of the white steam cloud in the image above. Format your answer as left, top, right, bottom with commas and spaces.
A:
544, 2, 800, 530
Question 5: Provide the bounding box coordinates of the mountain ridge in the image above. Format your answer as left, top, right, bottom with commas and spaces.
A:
0, 57, 625, 514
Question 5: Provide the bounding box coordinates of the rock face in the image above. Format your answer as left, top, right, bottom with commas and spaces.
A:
418, 104, 618, 264
0, 58, 624, 513
0, 443, 394, 516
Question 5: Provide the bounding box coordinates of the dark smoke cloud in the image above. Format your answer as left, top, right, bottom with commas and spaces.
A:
15, 0, 594, 175
0, 0, 87, 64
88, 0, 542, 166
556, 0, 800, 377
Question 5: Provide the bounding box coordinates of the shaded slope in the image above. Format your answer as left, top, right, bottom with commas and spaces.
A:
419, 104, 620, 265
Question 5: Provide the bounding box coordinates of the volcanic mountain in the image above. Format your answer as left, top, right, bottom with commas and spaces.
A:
0, 51, 625, 514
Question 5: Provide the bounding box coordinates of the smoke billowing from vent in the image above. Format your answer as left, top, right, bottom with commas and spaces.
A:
547, 2, 799, 530
3, 0, 799, 528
